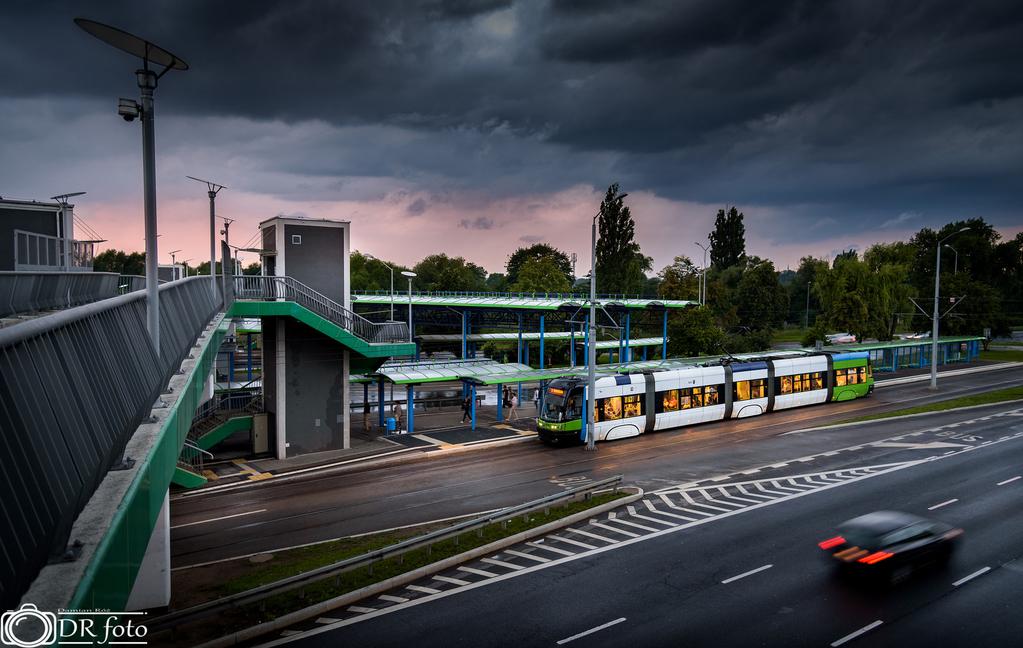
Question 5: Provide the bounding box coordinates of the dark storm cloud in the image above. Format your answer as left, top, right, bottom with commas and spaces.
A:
1, 0, 1022, 238
458, 216, 495, 230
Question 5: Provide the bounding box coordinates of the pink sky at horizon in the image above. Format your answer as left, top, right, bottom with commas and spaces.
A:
79, 186, 1022, 277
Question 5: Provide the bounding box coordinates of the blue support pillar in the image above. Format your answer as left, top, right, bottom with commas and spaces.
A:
407, 384, 415, 434
471, 383, 477, 431
643, 345, 648, 361
228, 351, 235, 385
246, 333, 253, 381
377, 378, 386, 427
495, 383, 503, 422
570, 324, 576, 367
461, 310, 468, 359
662, 310, 669, 359
624, 312, 631, 362
539, 315, 545, 370
415, 342, 421, 361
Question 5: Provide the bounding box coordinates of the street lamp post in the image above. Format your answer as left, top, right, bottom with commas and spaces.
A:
186, 176, 226, 299
365, 254, 395, 321
401, 270, 416, 342
75, 18, 188, 356
930, 227, 971, 389
805, 280, 813, 329
586, 192, 627, 451
694, 242, 710, 305
944, 244, 959, 274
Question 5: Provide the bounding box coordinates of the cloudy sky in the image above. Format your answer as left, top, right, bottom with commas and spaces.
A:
2, 0, 1021, 274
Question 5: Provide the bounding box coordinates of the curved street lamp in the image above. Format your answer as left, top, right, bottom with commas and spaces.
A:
401, 270, 417, 342
930, 227, 971, 389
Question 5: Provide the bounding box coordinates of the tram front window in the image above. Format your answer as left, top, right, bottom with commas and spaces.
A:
541, 385, 582, 422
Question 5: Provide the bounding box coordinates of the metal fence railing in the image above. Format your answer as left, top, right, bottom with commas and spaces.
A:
148, 474, 623, 632
13, 229, 95, 272
234, 275, 409, 343
0, 275, 221, 610
0, 271, 120, 318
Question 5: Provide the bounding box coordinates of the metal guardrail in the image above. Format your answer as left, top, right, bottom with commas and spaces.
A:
0, 271, 119, 318
353, 289, 649, 300
0, 275, 221, 610
234, 275, 408, 343
149, 474, 622, 631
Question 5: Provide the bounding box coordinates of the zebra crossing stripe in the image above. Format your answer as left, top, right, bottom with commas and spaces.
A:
735, 485, 773, 500
504, 549, 551, 563
565, 527, 620, 544
379, 594, 410, 603
458, 566, 500, 578
406, 585, 441, 595
347, 606, 377, 614
482, 557, 525, 571
605, 517, 661, 533
679, 491, 732, 513
527, 541, 576, 555
625, 507, 677, 527
643, 498, 697, 521
433, 575, 471, 586
547, 534, 598, 550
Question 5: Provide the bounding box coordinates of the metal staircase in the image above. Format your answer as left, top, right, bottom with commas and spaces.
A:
234, 275, 408, 343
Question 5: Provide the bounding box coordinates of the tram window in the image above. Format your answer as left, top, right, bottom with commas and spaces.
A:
623, 395, 643, 418
704, 385, 718, 406
735, 380, 750, 402
847, 368, 859, 385
835, 370, 847, 387
680, 389, 693, 409
597, 396, 623, 421
692, 386, 705, 408
659, 389, 680, 413
857, 367, 866, 382
750, 379, 766, 399
813, 372, 824, 390
779, 375, 793, 394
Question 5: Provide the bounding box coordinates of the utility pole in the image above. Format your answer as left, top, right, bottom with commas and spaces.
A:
694, 242, 710, 305
186, 175, 226, 300
805, 280, 812, 329
930, 228, 971, 389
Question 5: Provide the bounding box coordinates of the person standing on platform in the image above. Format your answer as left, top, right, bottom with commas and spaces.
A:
508, 391, 519, 421
392, 400, 403, 432
461, 395, 472, 423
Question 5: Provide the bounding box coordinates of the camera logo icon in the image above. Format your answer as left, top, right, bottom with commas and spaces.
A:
1, 604, 57, 648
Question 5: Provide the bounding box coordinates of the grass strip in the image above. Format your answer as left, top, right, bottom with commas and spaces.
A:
980, 349, 1023, 362
831, 384, 1023, 426
160, 491, 627, 645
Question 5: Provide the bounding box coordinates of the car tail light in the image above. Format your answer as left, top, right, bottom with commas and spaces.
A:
818, 536, 846, 550
858, 551, 894, 565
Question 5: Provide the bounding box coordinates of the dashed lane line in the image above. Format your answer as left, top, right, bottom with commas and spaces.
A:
928, 499, 958, 510
831, 620, 883, 647
953, 566, 991, 587
997, 476, 1021, 486
720, 564, 773, 584
556, 617, 628, 645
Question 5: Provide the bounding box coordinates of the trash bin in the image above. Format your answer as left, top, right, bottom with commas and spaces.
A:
385, 417, 396, 433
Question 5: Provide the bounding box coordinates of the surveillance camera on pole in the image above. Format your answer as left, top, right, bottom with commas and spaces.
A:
75, 17, 189, 356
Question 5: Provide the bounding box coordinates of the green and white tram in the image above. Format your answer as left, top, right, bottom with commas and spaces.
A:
537, 351, 873, 444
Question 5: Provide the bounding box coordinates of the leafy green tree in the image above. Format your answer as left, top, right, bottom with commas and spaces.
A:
506, 244, 572, 287
708, 206, 746, 270
735, 259, 787, 331
486, 272, 508, 292
832, 248, 858, 266
787, 256, 830, 326
667, 307, 725, 357
657, 255, 700, 301
511, 256, 572, 293
595, 183, 651, 295
412, 254, 487, 292
242, 262, 261, 276
94, 249, 145, 275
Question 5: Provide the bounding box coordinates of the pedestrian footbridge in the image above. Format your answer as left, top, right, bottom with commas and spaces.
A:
0, 274, 411, 613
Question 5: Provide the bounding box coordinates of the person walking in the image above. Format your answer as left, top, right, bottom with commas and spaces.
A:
461, 395, 472, 423
392, 400, 403, 432
508, 391, 519, 421
532, 387, 540, 414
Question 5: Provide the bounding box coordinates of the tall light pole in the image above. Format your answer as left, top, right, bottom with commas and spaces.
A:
365, 253, 395, 320
168, 249, 181, 265
805, 280, 813, 329
694, 242, 710, 305
930, 227, 971, 389
75, 18, 188, 356
587, 192, 626, 451
186, 175, 226, 298
401, 270, 416, 342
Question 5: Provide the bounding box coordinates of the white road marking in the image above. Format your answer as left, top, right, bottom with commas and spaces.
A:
526, 541, 576, 555
556, 617, 627, 645
605, 517, 660, 533
378, 594, 409, 603
546, 535, 597, 550
432, 575, 470, 586
928, 498, 958, 510
170, 509, 266, 529
953, 566, 991, 587
831, 620, 883, 647
481, 557, 524, 571
625, 507, 676, 526
458, 566, 499, 578
504, 548, 551, 562
314, 618, 340, 624
721, 564, 773, 584
346, 606, 376, 614
406, 585, 441, 594
564, 527, 619, 544
587, 521, 640, 538
997, 476, 1021, 486
279, 630, 302, 637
